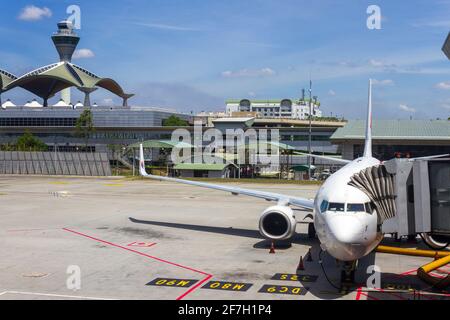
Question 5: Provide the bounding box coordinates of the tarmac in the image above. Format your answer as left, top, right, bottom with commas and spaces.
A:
0, 176, 449, 300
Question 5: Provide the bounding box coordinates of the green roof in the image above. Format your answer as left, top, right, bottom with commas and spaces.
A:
128, 140, 194, 149
331, 120, 450, 141
174, 163, 229, 171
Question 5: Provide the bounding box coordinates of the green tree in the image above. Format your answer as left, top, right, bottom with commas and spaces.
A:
75, 109, 95, 147
162, 115, 189, 127
16, 131, 48, 151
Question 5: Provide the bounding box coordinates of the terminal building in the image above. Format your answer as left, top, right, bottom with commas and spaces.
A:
226, 95, 322, 120
331, 120, 450, 161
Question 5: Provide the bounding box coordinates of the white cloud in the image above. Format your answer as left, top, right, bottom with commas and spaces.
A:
398, 104, 416, 113
221, 68, 276, 78
328, 90, 336, 96
369, 59, 398, 70
73, 49, 95, 59
372, 79, 395, 86
18, 5, 52, 21
248, 91, 256, 97
436, 81, 450, 90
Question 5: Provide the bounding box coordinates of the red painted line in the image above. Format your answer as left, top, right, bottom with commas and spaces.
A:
176, 275, 213, 301
359, 292, 379, 301
400, 269, 417, 276
373, 288, 407, 300
355, 287, 363, 300
62, 228, 213, 300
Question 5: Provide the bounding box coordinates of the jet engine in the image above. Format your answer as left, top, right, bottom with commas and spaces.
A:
420, 233, 450, 250
259, 206, 297, 241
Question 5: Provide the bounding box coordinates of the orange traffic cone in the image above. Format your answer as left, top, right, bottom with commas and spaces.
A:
297, 256, 305, 271
269, 242, 276, 254
306, 249, 313, 262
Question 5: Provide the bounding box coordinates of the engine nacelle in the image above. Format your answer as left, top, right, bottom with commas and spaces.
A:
259, 206, 297, 241
420, 233, 450, 250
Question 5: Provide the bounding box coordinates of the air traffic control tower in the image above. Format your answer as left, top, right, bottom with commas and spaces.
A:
51, 20, 80, 104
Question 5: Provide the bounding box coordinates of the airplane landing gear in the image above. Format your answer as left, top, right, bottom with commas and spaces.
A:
308, 223, 316, 239
340, 261, 357, 294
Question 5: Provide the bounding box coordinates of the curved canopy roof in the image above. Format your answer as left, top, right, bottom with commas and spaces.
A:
0, 69, 18, 91
2, 62, 131, 100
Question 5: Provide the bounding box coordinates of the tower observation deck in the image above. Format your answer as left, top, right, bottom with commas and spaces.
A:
51, 21, 80, 103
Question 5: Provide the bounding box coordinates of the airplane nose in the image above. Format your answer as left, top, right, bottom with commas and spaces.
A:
327, 215, 365, 244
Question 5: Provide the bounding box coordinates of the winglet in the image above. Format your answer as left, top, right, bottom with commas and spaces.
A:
363, 79, 373, 158
139, 144, 148, 176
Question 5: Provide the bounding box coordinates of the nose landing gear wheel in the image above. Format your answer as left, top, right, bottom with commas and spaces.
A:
340, 261, 357, 294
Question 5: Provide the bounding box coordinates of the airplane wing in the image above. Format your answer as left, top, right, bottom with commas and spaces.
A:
408, 154, 450, 161
138, 144, 315, 211
293, 151, 351, 165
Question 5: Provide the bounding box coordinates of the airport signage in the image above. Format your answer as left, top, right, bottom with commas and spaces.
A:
271, 274, 318, 282
382, 282, 420, 292
146, 278, 199, 288
258, 285, 308, 296
201, 281, 253, 292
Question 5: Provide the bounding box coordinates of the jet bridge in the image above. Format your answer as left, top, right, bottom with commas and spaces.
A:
349, 158, 450, 249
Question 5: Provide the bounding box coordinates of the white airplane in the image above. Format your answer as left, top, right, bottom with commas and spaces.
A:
138, 80, 446, 288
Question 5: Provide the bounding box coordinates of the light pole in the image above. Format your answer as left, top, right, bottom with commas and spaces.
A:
308, 80, 313, 180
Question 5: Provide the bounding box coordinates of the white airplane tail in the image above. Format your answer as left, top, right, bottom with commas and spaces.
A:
139, 144, 148, 176
363, 79, 373, 158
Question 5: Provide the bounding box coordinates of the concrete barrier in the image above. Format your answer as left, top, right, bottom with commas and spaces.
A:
0, 151, 112, 176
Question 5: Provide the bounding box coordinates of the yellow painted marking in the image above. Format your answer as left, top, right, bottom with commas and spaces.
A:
203, 281, 253, 292
147, 278, 198, 288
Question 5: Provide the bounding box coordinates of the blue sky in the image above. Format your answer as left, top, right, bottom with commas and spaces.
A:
1, 0, 450, 119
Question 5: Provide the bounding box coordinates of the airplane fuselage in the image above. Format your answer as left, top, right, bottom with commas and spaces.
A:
313, 157, 384, 261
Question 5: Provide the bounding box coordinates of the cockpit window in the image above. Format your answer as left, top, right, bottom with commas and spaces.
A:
347, 203, 365, 212
365, 203, 374, 214
320, 200, 329, 213
328, 203, 345, 212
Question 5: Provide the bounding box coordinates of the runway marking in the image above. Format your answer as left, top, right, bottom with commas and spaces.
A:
147, 278, 199, 288
271, 273, 318, 282
258, 284, 308, 296
201, 281, 253, 292
355, 267, 450, 301
62, 228, 213, 300
0, 291, 116, 300
359, 292, 379, 300
355, 287, 363, 300
127, 242, 157, 248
